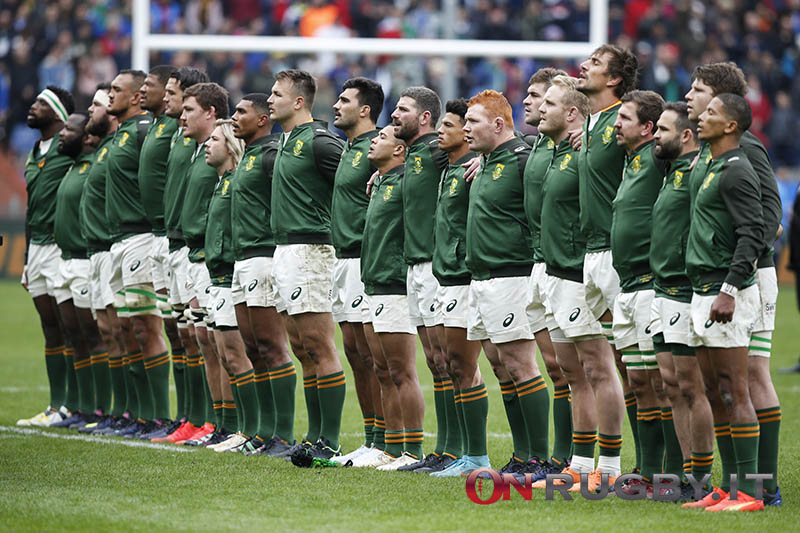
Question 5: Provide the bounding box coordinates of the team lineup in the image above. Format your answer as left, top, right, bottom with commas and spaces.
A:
17, 44, 782, 511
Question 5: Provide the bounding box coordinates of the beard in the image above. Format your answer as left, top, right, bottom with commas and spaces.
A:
393, 118, 420, 142
26, 114, 54, 130
86, 114, 111, 137
655, 137, 682, 160
57, 136, 83, 158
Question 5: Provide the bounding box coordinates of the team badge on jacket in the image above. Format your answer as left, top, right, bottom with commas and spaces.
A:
293, 139, 304, 156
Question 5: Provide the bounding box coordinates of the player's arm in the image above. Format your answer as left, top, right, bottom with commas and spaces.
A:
741, 140, 782, 252
313, 133, 344, 183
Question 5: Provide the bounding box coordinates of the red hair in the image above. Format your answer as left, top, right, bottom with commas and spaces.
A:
468, 90, 513, 129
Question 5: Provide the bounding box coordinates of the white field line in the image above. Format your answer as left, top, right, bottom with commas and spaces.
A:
339, 432, 512, 439
0, 425, 196, 452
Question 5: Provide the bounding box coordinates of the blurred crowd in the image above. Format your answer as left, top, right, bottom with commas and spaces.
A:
2, 0, 800, 170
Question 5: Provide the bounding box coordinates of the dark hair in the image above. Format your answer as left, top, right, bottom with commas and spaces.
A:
692, 62, 747, 97
662, 101, 696, 138
342, 77, 384, 124
241, 93, 270, 114
400, 86, 442, 126
592, 44, 639, 97
149, 65, 177, 87
620, 90, 664, 129
72, 112, 89, 129
183, 82, 230, 119
118, 68, 147, 88
716, 93, 752, 134
46, 85, 75, 115
276, 69, 317, 109
445, 98, 468, 122
529, 67, 568, 87
170, 67, 210, 91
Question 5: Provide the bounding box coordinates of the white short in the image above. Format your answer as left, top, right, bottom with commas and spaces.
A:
434, 284, 470, 329
232, 256, 277, 308
186, 260, 213, 309
53, 258, 91, 308
689, 285, 759, 348
150, 235, 170, 291
360, 294, 372, 323
368, 294, 415, 334
543, 276, 605, 339
89, 251, 115, 310
208, 285, 237, 328
332, 258, 366, 323
109, 233, 155, 292
25, 243, 61, 298
583, 250, 620, 321
649, 296, 693, 347
612, 289, 655, 352
272, 244, 335, 315
167, 246, 191, 306
467, 277, 535, 343
752, 267, 777, 333
528, 262, 556, 332
407, 262, 439, 328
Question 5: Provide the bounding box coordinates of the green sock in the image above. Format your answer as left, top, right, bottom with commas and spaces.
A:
404, 428, 424, 460
255, 370, 276, 438
230, 374, 242, 432
269, 363, 297, 442
108, 355, 127, 416
551, 386, 573, 466
598, 433, 623, 461
186, 355, 206, 427
235, 369, 261, 439
441, 379, 461, 458
144, 351, 171, 420
317, 371, 346, 448
89, 351, 111, 413
682, 458, 692, 483
715, 423, 736, 492
201, 363, 215, 426
460, 383, 489, 456
171, 350, 186, 419
572, 430, 597, 459
756, 406, 781, 493
500, 381, 528, 462
625, 393, 640, 471
122, 354, 139, 417
691, 451, 714, 489
385, 429, 404, 458
731, 423, 760, 496
302, 375, 321, 443
455, 392, 468, 453
213, 401, 223, 428
44, 345, 67, 408
181, 352, 195, 420
637, 408, 664, 482
661, 407, 683, 477
128, 352, 152, 421
74, 357, 94, 413
363, 415, 375, 447
373, 417, 386, 451
432, 378, 447, 456
222, 400, 237, 431
64, 348, 79, 412
516, 376, 550, 460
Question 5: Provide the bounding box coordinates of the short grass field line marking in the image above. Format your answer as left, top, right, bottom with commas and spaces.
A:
339, 431, 512, 439
0, 426, 197, 452
0, 386, 50, 393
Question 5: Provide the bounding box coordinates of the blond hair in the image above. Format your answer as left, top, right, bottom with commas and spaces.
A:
214, 119, 245, 168
550, 75, 590, 118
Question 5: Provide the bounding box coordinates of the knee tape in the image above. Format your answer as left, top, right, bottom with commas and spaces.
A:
125, 283, 161, 317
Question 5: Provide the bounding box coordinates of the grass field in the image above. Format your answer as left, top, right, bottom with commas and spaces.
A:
0, 280, 796, 531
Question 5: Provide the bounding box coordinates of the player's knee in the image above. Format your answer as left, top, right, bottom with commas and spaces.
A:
125, 283, 160, 318
387, 366, 411, 388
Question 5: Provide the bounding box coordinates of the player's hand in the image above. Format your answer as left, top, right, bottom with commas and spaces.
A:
462, 156, 481, 182
366, 170, 379, 197
709, 292, 735, 324
569, 129, 583, 151
776, 224, 784, 239
20, 265, 28, 289
688, 152, 700, 170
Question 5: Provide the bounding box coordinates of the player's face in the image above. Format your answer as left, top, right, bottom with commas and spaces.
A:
181, 96, 210, 139
537, 85, 568, 138
686, 78, 714, 122
333, 88, 362, 130
463, 104, 494, 154
204, 125, 229, 169
578, 52, 612, 93
367, 124, 398, 165
523, 82, 548, 127
108, 73, 138, 117
57, 115, 86, 157
232, 99, 263, 140
86, 91, 111, 137
653, 109, 682, 160
141, 73, 166, 113
26, 97, 56, 129
697, 97, 729, 142
391, 96, 421, 142
164, 78, 184, 119
268, 79, 297, 123
614, 101, 644, 148
437, 112, 466, 153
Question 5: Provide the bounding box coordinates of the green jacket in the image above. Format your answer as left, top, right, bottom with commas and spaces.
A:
541, 139, 586, 282
105, 112, 153, 241
432, 152, 475, 286
54, 152, 93, 259
524, 134, 556, 263
164, 128, 196, 251
466, 137, 533, 281
331, 129, 378, 258
578, 101, 626, 251
181, 140, 218, 262
361, 165, 407, 295
402, 132, 449, 264
271, 120, 343, 244
24, 133, 73, 248
231, 134, 280, 260
611, 141, 668, 291
139, 113, 178, 236
205, 169, 235, 283
686, 148, 763, 292
80, 134, 115, 252
740, 131, 781, 268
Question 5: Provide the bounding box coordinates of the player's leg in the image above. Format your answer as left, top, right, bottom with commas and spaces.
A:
54, 295, 90, 425
654, 350, 690, 480
340, 321, 375, 455
283, 314, 319, 450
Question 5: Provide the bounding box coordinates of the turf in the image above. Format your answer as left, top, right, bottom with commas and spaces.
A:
0, 280, 795, 531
